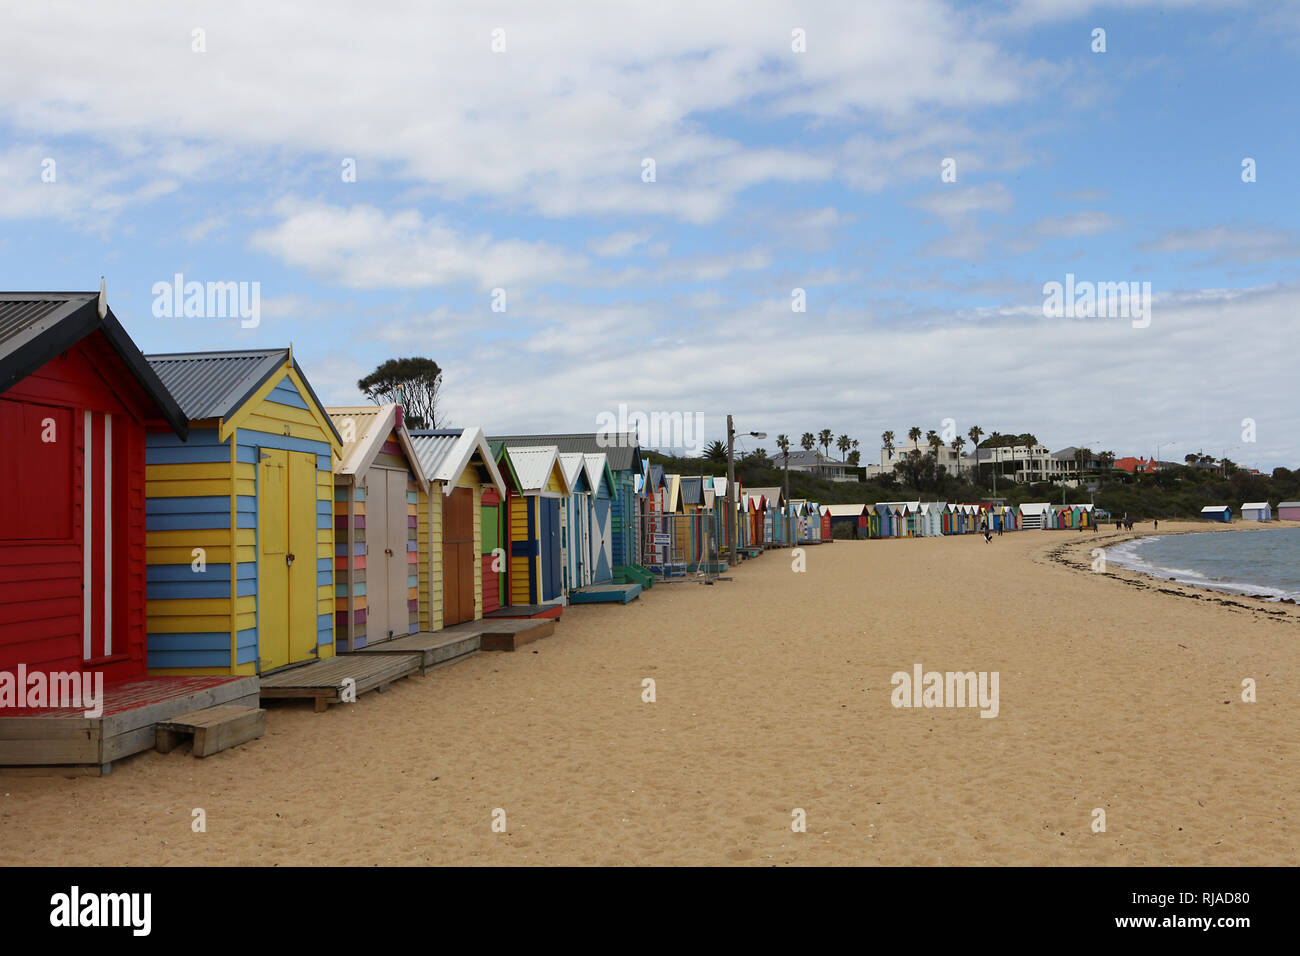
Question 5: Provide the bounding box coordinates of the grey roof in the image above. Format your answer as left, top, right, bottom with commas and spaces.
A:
146, 348, 289, 421
679, 476, 703, 505
486, 431, 642, 472
1, 291, 187, 437
408, 427, 505, 494
1278, 502, 1300, 509
768, 448, 844, 466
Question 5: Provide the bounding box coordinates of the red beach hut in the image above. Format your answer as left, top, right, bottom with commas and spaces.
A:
1, 290, 188, 684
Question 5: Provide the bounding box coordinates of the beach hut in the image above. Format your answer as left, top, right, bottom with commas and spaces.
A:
0, 290, 188, 684
1241, 502, 1272, 522
825, 504, 868, 538
1278, 502, 1300, 521
558, 452, 593, 591
820, 505, 833, 540
1018, 503, 1051, 530
409, 429, 506, 628
1199, 505, 1231, 522
144, 348, 342, 675
489, 432, 646, 579
326, 405, 427, 652
583, 454, 616, 584
495, 444, 572, 606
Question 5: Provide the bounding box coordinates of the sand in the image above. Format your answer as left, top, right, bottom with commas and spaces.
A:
2, 520, 1297, 866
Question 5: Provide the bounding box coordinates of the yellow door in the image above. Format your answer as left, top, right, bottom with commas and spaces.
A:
258, 449, 290, 672
289, 451, 319, 663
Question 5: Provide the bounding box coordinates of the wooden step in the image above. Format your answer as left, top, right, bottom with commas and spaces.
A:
155, 704, 266, 758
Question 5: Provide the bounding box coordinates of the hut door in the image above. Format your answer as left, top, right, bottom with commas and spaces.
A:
385, 470, 409, 638
288, 451, 319, 663
540, 497, 562, 601
443, 487, 475, 626
258, 449, 290, 672
364, 472, 391, 645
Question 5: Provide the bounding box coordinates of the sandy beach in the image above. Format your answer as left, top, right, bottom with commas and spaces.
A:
2, 521, 1297, 866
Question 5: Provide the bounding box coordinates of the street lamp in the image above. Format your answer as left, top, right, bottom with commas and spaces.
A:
727, 416, 766, 567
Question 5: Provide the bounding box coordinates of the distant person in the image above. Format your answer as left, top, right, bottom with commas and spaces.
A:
997, 520, 1003, 536
983, 527, 992, 543
1153, 519, 1158, 531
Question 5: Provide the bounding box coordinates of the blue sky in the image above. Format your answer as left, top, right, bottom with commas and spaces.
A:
1, 0, 1297, 469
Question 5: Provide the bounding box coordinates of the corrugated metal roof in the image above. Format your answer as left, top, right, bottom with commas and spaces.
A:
146, 348, 288, 420
824, 504, 867, 516
1242, 502, 1270, 509
558, 452, 588, 492
328, 405, 388, 475
1201, 505, 1230, 511
505, 444, 565, 493
486, 432, 642, 472
0, 294, 92, 357
1278, 501, 1300, 508
679, 477, 703, 505
582, 452, 611, 493
0, 291, 188, 438
408, 427, 504, 495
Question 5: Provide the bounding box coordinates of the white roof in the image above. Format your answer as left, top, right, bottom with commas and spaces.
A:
825, 503, 867, 517
408, 427, 505, 497
506, 444, 570, 494
582, 452, 610, 493
326, 404, 429, 493
1019, 503, 1051, 516
558, 452, 588, 493
1201, 505, 1230, 512
1242, 502, 1270, 510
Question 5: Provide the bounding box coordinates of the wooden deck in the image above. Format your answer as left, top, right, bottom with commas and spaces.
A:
0, 675, 259, 774
259, 654, 422, 711
569, 583, 642, 605
349, 629, 481, 674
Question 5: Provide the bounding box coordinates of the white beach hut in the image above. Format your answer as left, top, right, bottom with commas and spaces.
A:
1241, 502, 1272, 522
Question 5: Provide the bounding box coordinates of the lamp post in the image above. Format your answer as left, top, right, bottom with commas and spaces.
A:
727, 415, 766, 567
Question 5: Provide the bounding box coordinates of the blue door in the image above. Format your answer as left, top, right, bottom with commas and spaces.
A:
541, 497, 562, 601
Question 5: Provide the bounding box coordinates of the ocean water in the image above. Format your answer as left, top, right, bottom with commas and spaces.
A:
1106, 528, 1300, 601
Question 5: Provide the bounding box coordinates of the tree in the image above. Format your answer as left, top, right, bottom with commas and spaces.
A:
881, 430, 896, 464
819, 429, 833, 458
836, 434, 851, 460
907, 426, 922, 456
703, 439, 727, 465
926, 429, 942, 463
847, 450, 860, 466
777, 434, 792, 505
951, 436, 966, 478
967, 425, 984, 482
358, 357, 443, 429
801, 432, 815, 452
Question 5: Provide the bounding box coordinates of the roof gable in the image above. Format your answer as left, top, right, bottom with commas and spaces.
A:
1, 291, 187, 437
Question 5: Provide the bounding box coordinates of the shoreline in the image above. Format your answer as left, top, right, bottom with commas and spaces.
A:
1045, 520, 1300, 627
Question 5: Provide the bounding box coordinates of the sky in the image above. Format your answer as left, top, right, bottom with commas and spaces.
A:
1, 0, 1297, 469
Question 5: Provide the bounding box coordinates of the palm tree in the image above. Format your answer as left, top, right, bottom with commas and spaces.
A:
881, 430, 896, 464
818, 429, 833, 458
801, 432, 815, 452
703, 439, 727, 466
836, 434, 851, 460
926, 431, 943, 482
907, 426, 922, 452
951, 436, 966, 478
967, 425, 984, 484
777, 434, 792, 506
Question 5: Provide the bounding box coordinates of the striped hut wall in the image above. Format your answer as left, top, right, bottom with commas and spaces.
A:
333, 482, 366, 652
428, 479, 444, 630
509, 494, 531, 606
407, 476, 419, 634
417, 482, 433, 631
144, 426, 250, 674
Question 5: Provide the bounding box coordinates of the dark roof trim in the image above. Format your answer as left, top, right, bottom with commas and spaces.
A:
0, 292, 188, 439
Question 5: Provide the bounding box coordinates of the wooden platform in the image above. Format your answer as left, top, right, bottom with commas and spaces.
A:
349, 629, 481, 674
155, 704, 265, 757
569, 582, 642, 604
0, 675, 259, 774
259, 654, 422, 711
478, 618, 556, 652
484, 603, 563, 621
